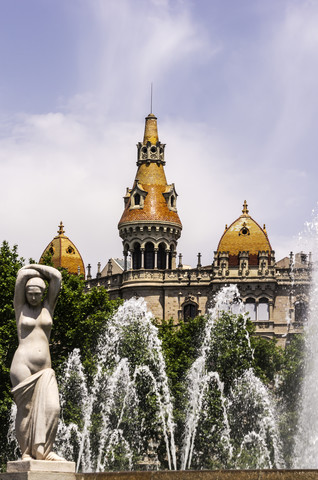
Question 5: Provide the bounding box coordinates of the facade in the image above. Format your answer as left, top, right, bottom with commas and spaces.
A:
85, 113, 310, 345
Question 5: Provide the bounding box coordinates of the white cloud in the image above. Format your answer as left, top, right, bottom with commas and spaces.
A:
2, 0, 318, 274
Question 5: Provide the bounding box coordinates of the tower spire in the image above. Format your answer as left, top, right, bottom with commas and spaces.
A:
143, 113, 159, 145
118, 112, 182, 272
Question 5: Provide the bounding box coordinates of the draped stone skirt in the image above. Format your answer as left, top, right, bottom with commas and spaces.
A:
12, 368, 60, 459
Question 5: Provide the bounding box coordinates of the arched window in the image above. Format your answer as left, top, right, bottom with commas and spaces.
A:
258, 298, 269, 321
245, 298, 256, 321
132, 243, 141, 270
183, 303, 198, 321
157, 243, 166, 269
134, 193, 140, 206
171, 195, 175, 208
295, 301, 308, 324
144, 242, 154, 269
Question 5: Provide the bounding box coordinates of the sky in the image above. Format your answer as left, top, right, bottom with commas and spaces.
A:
1, 0, 318, 275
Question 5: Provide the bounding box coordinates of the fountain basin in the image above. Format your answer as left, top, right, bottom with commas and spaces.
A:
2, 471, 318, 480
74, 471, 318, 480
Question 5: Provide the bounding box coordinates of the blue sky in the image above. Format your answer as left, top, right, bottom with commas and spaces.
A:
1, 0, 318, 273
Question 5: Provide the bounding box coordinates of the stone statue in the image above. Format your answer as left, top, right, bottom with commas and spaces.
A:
10, 264, 64, 461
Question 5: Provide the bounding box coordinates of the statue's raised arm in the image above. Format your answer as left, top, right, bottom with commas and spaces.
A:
14, 264, 61, 315
10, 264, 64, 462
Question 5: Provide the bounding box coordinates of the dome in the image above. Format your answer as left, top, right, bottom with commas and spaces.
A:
40, 222, 85, 277
217, 201, 272, 266
119, 184, 182, 226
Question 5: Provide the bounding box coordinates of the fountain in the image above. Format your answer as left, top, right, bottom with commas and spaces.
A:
180, 285, 283, 471
293, 216, 318, 468
36, 286, 282, 473
55, 297, 177, 472
5, 284, 318, 479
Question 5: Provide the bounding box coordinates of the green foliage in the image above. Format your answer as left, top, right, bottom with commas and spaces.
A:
206, 312, 254, 390
50, 268, 122, 379
156, 315, 206, 451
0, 242, 24, 470
278, 334, 305, 409
157, 311, 304, 469
156, 316, 206, 396
277, 334, 305, 467
251, 335, 284, 383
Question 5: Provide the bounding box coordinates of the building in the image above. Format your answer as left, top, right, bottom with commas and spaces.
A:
67, 112, 311, 345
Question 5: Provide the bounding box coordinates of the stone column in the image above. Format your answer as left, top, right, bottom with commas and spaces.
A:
123, 251, 128, 271
154, 248, 158, 269
96, 262, 101, 279
87, 264, 92, 280
129, 249, 134, 270
141, 248, 145, 269
269, 301, 274, 320
166, 249, 170, 269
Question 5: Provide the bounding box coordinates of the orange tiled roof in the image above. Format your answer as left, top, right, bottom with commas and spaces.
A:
119, 184, 182, 225
40, 222, 86, 277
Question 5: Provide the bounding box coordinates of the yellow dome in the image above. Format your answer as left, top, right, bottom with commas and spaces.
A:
40, 222, 85, 277
217, 201, 272, 266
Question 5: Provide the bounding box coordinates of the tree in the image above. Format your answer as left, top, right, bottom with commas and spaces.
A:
277, 334, 305, 467
157, 312, 293, 469
49, 268, 122, 379
0, 242, 24, 469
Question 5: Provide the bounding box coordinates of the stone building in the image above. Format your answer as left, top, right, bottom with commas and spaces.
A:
85, 112, 310, 345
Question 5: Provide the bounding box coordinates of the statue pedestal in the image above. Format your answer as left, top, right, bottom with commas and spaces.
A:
0, 460, 76, 480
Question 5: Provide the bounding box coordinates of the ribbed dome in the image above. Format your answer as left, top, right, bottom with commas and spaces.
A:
217, 201, 271, 265
40, 222, 85, 277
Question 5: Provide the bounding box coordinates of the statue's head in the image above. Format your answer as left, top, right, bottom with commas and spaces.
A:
25, 277, 46, 306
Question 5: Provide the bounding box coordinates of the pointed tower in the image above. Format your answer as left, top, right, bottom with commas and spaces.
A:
118, 113, 182, 270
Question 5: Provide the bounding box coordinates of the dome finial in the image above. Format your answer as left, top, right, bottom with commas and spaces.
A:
242, 200, 249, 215
58, 221, 65, 235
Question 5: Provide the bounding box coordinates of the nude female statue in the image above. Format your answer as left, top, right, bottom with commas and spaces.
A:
10, 264, 64, 461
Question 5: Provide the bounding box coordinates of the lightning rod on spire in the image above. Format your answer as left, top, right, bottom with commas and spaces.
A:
150, 82, 153, 113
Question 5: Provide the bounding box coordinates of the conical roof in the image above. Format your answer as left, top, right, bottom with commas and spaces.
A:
118, 113, 182, 227
217, 201, 271, 265
40, 222, 85, 277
